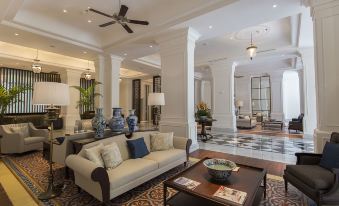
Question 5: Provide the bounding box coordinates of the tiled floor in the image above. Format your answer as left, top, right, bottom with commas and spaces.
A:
198, 132, 314, 164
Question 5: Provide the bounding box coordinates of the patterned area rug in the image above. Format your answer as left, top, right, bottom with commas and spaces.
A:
2, 151, 312, 206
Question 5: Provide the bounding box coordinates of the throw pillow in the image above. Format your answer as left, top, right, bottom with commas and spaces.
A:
150, 132, 174, 151
127, 137, 149, 158
319, 142, 339, 170
11, 126, 29, 137
101, 142, 123, 169
85, 143, 105, 167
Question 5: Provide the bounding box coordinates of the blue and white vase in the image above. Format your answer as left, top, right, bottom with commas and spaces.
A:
126, 109, 138, 132
92, 108, 106, 139
109, 108, 125, 132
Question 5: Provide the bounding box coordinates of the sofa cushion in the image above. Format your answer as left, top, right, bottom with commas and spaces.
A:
285, 165, 334, 190
320, 142, 339, 170
108, 158, 157, 189
85, 143, 104, 167
127, 137, 149, 158
150, 132, 174, 151
101, 142, 123, 170
11, 126, 29, 137
24, 136, 46, 145
143, 149, 186, 168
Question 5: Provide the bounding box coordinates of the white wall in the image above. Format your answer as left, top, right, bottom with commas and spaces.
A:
234, 76, 251, 115
119, 78, 132, 117
201, 80, 212, 109
283, 71, 300, 120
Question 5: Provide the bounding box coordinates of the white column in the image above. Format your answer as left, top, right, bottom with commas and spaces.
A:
94, 55, 105, 108
210, 61, 237, 132
310, 0, 339, 152
299, 48, 317, 135
60, 69, 82, 131
297, 70, 305, 114
103, 54, 123, 120
201, 80, 212, 108
269, 71, 284, 121
157, 28, 200, 151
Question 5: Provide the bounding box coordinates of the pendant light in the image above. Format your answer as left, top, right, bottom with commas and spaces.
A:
246, 32, 257, 60
32, 49, 42, 73
84, 60, 92, 80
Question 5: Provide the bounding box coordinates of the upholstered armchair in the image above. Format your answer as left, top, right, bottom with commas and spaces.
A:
0, 123, 48, 154
288, 113, 304, 132
283, 132, 339, 206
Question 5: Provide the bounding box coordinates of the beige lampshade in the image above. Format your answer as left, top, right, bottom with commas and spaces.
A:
235, 100, 244, 107
148, 93, 165, 106
32, 82, 70, 106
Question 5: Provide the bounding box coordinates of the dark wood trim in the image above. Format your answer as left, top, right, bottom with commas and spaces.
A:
91, 167, 110, 203
186, 139, 192, 162
132, 79, 141, 122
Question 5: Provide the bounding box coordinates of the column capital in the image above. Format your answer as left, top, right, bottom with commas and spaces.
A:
209, 60, 237, 72
309, 0, 339, 19
157, 27, 200, 44
108, 54, 124, 62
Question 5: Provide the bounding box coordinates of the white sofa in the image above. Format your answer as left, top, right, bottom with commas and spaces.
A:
0, 123, 48, 154
65, 131, 191, 203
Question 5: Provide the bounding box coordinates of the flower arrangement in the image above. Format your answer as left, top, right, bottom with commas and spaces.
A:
196, 102, 211, 118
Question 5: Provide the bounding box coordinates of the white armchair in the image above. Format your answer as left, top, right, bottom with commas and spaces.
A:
0, 123, 48, 154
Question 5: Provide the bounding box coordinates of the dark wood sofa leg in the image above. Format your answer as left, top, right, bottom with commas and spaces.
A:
284, 178, 288, 193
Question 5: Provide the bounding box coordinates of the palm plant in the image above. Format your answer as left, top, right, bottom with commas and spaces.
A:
0, 84, 31, 119
71, 81, 102, 115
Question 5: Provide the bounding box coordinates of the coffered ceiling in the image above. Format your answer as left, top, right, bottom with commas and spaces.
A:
0, 0, 312, 76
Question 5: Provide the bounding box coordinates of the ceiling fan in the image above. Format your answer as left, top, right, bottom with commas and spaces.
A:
88, 3, 149, 33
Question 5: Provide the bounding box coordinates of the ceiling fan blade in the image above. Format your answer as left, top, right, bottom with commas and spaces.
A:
89, 8, 112, 18
119, 5, 129, 17
99, 21, 116, 27
128, 19, 149, 25
122, 23, 133, 33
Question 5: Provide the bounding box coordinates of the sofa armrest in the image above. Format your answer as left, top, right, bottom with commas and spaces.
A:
295, 153, 322, 165
322, 168, 339, 203
65, 155, 110, 202
173, 136, 192, 162
28, 123, 48, 137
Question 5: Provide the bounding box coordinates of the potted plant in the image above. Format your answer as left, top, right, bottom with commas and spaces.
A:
71, 81, 102, 119
196, 102, 211, 120
0, 84, 31, 124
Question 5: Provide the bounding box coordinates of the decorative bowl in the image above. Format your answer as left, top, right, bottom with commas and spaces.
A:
203, 158, 237, 181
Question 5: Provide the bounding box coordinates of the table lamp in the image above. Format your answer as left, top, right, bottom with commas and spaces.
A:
32, 82, 70, 200
235, 100, 244, 116
148, 93, 165, 129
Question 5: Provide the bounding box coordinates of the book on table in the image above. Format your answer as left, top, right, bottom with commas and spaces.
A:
213, 186, 247, 206
174, 177, 201, 190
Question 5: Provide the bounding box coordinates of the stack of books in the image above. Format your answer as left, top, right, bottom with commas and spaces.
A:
213, 186, 247, 205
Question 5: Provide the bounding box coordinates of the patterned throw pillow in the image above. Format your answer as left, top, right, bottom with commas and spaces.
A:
101, 142, 123, 169
85, 143, 104, 167
11, 126, 30, 137
150, 132, 174, 152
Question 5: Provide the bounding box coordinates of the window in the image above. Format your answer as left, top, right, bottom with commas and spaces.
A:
251, 76, 271, 117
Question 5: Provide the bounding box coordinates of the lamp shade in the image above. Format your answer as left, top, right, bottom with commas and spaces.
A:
32, 82, 70, 106
148, 93, 165, 106
235, 100, 244, 107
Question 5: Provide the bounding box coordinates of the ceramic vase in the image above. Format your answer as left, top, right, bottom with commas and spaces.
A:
109, 108, 125, 132
126, 109, 138, 132
91, 108, 106, 139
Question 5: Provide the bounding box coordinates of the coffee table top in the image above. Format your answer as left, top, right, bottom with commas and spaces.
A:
165, 157, 266, 206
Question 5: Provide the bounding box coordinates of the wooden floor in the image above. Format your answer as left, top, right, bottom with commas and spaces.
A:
190, 149, 287, 176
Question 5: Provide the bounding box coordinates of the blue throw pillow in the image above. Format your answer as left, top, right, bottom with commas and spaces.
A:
319, 142, 339, 170
127, 137, 149, 159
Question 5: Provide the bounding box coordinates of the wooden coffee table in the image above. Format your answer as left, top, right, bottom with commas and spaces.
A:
164, 157, 267, 206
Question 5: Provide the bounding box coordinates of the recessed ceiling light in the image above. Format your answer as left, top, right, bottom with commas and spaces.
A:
87, 6, 91, 9
149, 45, 153, 48
63, 9, 68, 13
83, 51, 87, 54
88, 20, 92, 23
123, 53, 127, 56
273, 4, 277, 8
230, 36, 234, 40
208, 25, 213, 29
14, 33, 19, 36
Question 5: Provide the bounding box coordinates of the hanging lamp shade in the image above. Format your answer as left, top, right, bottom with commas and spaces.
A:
246, 32, 257, 60
32, 49, 42, 73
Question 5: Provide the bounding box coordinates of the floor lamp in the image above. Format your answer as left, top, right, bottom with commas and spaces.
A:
148, 93, 165, 129
235, 100, 244, 116
32, 82, 70, 200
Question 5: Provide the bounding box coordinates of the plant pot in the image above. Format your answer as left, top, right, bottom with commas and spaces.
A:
126, 109, 138, 132
92, 108, 106, 139
109, 108, 125, 132
199, 116, 208, 121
